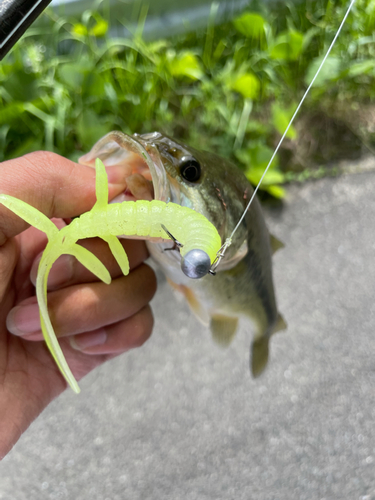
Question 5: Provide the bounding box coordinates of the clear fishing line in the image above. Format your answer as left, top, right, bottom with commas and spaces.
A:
210, 0, 357, 272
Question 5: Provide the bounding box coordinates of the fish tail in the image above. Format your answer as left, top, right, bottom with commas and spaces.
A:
250, 313, 287, 377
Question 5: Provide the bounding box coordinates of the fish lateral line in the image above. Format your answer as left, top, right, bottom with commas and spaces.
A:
215, 0, 357, 264
0, 158, 221, 393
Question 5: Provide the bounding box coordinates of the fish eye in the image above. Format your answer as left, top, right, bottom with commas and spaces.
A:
179, 157, 201, 182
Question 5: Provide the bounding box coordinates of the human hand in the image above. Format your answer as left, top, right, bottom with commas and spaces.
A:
0, 152, 156, 459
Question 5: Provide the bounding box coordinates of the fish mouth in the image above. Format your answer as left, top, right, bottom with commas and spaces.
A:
79, 131, 169, 204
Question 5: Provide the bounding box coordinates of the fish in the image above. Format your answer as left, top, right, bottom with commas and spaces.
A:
80, 131, 286, 376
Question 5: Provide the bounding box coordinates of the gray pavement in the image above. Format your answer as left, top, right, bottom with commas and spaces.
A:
2, 162, 375, 500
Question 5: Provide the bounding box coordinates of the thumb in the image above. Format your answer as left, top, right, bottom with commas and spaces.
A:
0, 151, 126, 243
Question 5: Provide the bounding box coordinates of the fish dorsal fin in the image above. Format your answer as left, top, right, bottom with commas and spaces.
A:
270, 233, 284, 254
93, 158, 109, 210
210, 314, 238, 346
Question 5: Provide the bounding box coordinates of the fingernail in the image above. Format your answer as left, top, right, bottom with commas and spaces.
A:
7, 303, 41, 335
48, 254, 74, 288
70, 328, 107, 351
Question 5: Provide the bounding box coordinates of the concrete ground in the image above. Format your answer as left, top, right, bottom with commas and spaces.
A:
1, 159, 375, 500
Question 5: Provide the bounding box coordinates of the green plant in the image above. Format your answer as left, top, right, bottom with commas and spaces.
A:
1, 0, 374, 197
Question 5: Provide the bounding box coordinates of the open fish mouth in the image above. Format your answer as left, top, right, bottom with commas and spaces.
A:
79, 131, 170, 204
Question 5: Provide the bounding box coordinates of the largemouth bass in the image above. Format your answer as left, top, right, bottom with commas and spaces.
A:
80, 131, 286, 376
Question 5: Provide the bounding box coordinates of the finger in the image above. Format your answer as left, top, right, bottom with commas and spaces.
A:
0, 240, 18, 363
43, 305, 153, 385
7, 264, 157, 339
0, 152, 127, 243
69, 305, 154, 355
0, 239, 18, 303
29, 237, 149, 290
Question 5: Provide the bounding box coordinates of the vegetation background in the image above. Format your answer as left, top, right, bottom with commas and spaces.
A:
1, 0, 374, 197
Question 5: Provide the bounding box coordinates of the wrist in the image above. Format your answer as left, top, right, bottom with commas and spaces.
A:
0, 398, 23, 460
0, 388, 41, 460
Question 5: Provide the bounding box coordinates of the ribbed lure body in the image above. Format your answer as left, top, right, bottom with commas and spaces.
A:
76, 201, 220, 264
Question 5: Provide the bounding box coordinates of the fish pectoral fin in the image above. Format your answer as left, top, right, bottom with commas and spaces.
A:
101, 235, 130, 276
251, 336, 269, 378
270, 233, 285, 254
166, 278, 210, 325
210, 314, 238, 346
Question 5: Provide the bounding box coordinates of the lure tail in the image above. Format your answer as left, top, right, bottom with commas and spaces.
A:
36, 243, 81, 393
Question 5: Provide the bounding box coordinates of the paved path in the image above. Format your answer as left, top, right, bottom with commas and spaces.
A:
2, 166, 375, 500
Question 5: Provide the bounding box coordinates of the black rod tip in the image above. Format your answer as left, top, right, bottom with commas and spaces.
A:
0, 0, 53, 60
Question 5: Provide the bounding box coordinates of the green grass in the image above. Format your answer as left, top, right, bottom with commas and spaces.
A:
1, 0, 374, 197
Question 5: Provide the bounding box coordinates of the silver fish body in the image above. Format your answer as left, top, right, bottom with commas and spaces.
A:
80, 131, 286, 375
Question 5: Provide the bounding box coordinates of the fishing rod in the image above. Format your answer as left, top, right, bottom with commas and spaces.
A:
210, 0, 357, 274
0, 0, 52, 60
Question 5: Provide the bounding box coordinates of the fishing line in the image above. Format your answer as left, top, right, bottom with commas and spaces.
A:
210, 0, 357, 273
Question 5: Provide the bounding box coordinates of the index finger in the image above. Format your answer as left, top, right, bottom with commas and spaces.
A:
0, 151, 127, 244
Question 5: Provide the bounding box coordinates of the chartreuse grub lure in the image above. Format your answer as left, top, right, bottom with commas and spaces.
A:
0, 159, 221, 393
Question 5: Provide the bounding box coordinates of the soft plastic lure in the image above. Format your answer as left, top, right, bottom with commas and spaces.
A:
0, 159, 221, 393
